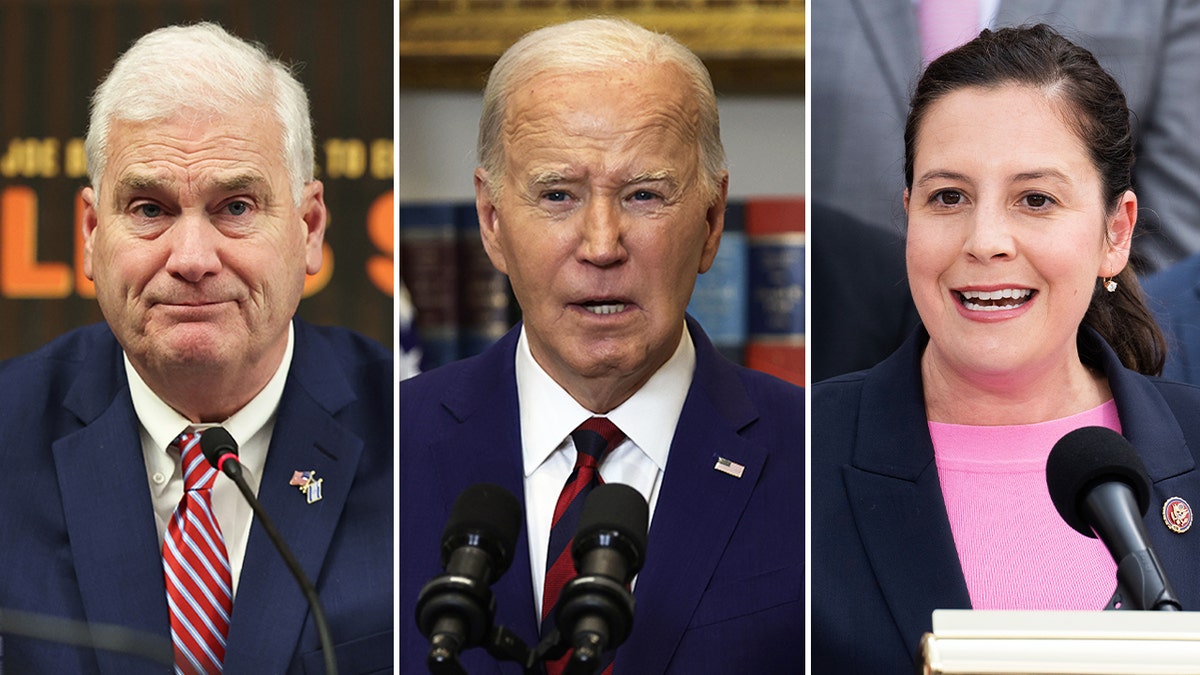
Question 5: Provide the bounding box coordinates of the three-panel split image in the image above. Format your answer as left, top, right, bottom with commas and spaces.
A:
0, 1, 1198, 673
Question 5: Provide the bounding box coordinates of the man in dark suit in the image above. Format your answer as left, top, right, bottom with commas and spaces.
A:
1144, 252, 1200, 385
400, 17, 804, 674
0, 23, 391, 673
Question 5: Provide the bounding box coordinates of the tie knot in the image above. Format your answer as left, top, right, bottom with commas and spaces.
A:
173, 431, 217, 492
570, 417, 624, 467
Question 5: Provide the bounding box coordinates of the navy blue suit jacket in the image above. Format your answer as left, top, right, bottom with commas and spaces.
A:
0, 320, 393, 674
811, 328, 1200, 673
1144, 251, 1200, 385
400, 317, 804, 673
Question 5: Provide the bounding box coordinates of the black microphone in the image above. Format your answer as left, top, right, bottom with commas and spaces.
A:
415, 482, 522, 672
1046, 426, 1182, 611
198, 427, 339, 675
555, 483, 648, 672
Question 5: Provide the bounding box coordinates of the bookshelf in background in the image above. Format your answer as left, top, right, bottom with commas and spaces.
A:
399, 198, 805, 386
399, 202, 517, 372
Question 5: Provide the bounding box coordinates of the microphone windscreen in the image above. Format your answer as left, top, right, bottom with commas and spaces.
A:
441, 482, 522, 575
574, 483, 649, 569
1046, 426, 1151, 537
199, 426, 239, 468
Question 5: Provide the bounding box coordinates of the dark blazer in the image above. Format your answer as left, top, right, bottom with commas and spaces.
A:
0, 320, 393, 674
811, 327, 1200, 673
810, 202, 919, 382
400, 317, 804, 674
1144, 252, 1200, 385
810, 0, 1200, 270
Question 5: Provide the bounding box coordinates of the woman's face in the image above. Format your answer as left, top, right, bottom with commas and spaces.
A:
904, 84, 1134, 385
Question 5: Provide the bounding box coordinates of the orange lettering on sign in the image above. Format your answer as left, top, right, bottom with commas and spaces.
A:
1, 186, 72, 298
366, 190, 394, 297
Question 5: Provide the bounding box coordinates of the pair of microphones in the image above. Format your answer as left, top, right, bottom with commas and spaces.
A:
415, 482, 649, 675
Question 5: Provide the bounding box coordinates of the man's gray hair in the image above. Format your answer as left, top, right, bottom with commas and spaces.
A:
478, 17, 726, 202
85, 22, 314, 204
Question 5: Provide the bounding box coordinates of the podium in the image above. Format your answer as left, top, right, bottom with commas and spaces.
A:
917, 610, 1200, 674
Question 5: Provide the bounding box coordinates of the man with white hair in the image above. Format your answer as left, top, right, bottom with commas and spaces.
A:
0, 23, 392, 673
401, 17, 803, 674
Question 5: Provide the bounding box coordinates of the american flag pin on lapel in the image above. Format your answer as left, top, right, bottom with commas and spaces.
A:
290, 470, 324, 504
714, 456, 745, 479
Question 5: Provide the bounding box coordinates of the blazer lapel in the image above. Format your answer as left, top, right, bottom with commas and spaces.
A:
223, 325, 367, 673
616, 323, 768, 673
844, 331, 971, 658
849, 0, 923, 121
427, 328, 541, 671
55, 329, 173, 674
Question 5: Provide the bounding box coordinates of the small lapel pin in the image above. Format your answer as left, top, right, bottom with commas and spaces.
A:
714, 456, 745, 479
290, 470, 324, 504
1162, 496, 1192, 534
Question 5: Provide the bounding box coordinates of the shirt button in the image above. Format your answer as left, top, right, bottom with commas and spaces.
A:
152, 472, 167, 485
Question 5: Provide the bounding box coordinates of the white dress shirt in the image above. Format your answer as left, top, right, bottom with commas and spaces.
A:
131, 323, 293, 597
517, 325, 696, 619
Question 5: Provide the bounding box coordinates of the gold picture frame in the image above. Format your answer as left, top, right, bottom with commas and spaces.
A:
399, 0, 805, 94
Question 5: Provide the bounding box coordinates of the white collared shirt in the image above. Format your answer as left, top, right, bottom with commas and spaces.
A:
131, 322, 294, 597
517, 325, 695, 618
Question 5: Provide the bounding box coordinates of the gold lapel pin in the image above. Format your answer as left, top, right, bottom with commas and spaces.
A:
1162, 496, 1192, 534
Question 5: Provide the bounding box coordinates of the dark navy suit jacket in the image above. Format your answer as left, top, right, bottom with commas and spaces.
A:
400, 317, 804, 673
0, 320, 393, 674
811, 327, 1200, 673
1144, 251, 1200, 385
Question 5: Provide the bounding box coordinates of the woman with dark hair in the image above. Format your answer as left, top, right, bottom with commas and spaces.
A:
812, 24, 1200, 672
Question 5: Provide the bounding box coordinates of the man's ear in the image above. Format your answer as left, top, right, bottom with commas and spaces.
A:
475, 168, 508, 274
698, 173, 729, 274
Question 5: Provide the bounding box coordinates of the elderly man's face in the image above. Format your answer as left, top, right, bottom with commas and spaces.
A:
478, 65, 725, 407
81, 107, 325, 382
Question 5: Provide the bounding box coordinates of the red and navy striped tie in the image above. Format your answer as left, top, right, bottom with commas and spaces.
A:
163, 431, 232, 674
542, 417, 625, 675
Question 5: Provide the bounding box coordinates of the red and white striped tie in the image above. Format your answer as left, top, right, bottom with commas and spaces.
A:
163, 431, 232, 674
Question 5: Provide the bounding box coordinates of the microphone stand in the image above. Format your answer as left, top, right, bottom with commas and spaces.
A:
219, 460, 339, 675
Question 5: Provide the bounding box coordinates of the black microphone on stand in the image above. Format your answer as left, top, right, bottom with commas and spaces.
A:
554, 483, 648, 674
1046, 426, 1182, 611
199, 427, 339, 675
415, 482, 523, 673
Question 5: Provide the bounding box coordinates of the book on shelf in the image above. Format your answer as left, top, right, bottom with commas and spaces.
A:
687, 201, 747, 364
744, 197, 805, 387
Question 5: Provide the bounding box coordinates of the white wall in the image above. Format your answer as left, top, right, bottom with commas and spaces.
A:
398, 90, 805, 202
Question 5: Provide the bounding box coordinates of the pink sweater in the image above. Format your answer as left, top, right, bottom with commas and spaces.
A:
929, 400, 1121, 609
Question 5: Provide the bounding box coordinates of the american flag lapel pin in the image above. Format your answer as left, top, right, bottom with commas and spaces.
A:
714, 456, 745, 479
290, 470, 324, 504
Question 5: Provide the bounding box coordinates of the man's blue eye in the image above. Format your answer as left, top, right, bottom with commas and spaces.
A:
227, 201, 250, 215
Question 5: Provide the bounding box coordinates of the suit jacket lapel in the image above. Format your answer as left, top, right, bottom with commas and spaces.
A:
616, 319, 768, 673
223, 323, 367, 673
427, 327, 540, 670
55, 328, 173, 674
850, 0, 922, 122
844, 330, 971, 658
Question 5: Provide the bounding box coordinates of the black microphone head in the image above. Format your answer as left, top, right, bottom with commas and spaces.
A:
572, 483, 649, 576
199, 426, 239, 469
1046, 426, 1151, 537
440, 483, 522, 578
